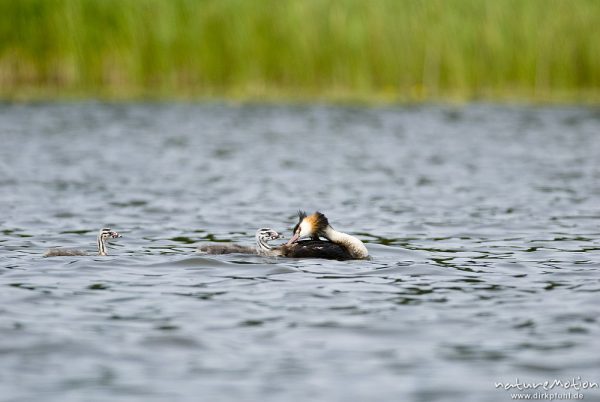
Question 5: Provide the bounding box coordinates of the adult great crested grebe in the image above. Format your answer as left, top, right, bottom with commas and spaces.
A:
197, 228, 283, 255
284, 211, 369, 260
44, 228, 122, 257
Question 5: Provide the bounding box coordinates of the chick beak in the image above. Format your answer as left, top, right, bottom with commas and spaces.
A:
287, 232, 300, 245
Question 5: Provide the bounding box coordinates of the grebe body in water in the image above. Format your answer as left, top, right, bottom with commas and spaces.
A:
284, 211, 369, 260
277, 239, 353, 260
44, 228, 122, 257
198, 228, 283, 255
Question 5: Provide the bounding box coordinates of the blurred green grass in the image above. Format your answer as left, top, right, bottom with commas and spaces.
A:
0, 0, 599, 102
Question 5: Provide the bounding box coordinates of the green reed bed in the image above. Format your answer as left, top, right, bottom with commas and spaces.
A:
0, 0, 599, 102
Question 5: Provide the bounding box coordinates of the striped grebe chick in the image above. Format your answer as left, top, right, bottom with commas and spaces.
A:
284, 211, 369, 260
198, 228, 283, 255
44, 228, 122, 257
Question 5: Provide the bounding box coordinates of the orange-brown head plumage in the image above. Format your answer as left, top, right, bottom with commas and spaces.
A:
288, 211, 330, 244
306, 211, 329, 234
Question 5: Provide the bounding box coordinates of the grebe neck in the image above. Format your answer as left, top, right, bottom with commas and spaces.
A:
97, 234, 107, 256
323, 226, 368, 259
255, 234, 272, 254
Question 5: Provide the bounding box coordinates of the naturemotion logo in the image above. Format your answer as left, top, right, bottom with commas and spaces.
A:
494, 377, 598, 392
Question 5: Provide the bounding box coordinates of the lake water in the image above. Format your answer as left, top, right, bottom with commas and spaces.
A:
1, 103, 599, 402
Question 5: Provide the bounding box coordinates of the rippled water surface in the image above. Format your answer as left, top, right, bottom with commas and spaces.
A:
1, 103, 600, 402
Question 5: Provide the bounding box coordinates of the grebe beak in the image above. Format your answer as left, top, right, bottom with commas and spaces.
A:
287, 232, 300, 245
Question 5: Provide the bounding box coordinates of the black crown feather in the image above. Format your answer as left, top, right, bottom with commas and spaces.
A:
293, 210, 306, 234
313, 211, 330, 234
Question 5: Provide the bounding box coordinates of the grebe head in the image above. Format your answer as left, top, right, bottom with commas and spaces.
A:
97, 228, 122, 256
99, 228, 122, 240
255, 228, 283, 254
256, 228, 283, 242
287, 211, 329, 245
